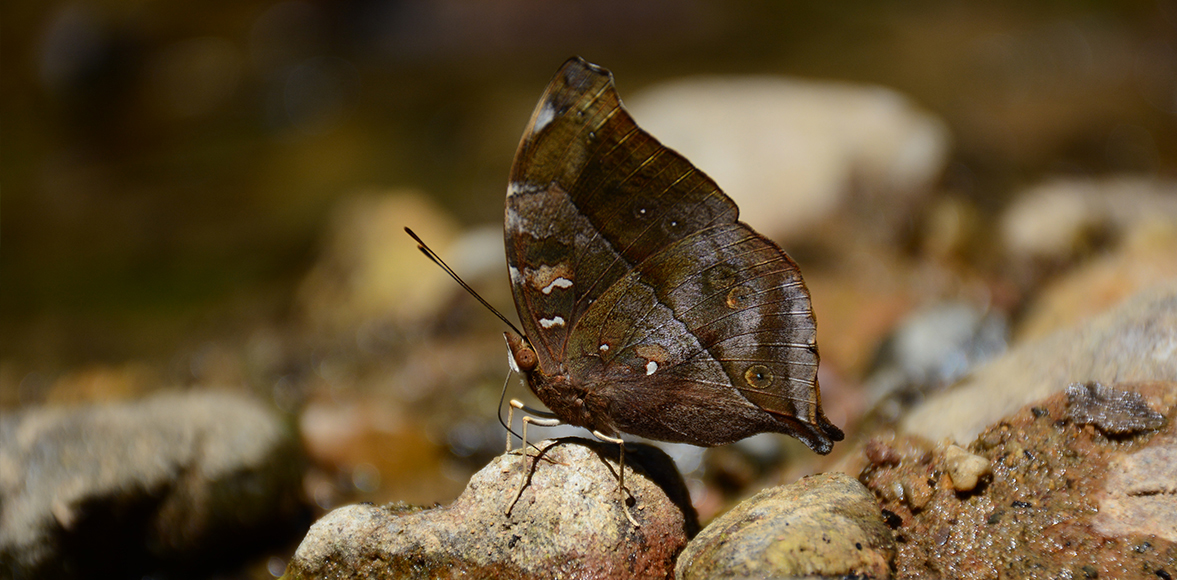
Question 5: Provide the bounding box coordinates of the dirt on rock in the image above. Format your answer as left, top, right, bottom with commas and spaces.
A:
860, 381, 1177, 580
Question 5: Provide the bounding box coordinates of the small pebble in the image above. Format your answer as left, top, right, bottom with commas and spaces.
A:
943, 444, 992, 492
902, 477, 934, 509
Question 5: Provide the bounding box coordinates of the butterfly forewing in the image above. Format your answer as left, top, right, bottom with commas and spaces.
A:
505, 57, 843, 453
506, 60, 739, 371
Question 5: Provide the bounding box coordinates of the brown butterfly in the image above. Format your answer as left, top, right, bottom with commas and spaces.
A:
502, 57, 843, 464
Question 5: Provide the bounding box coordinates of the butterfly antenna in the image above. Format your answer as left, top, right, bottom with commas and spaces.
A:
404, 227, 525, 337
496, 367, 538, 450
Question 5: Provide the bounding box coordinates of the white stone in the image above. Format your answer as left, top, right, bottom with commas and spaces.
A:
1001, 177, 1177, 261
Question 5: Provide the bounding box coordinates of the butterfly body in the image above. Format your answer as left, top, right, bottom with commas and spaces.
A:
504, 58, 843, 454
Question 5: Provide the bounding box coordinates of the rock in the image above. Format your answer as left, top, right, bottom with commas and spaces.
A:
942, 444, 991, 492
675, 472, 895, 580
296, 191, 461, 336
285, 438, 697, 580
1015, 219, 1177, 341
1000, 176, 1177, 264
901, 280, 1177, 444
861, 381, 1177, 579
626, 76, 949, 242
1065, 381, 1166, 435
865, 301, 1007, 418
1094, 441, 1177, 542
0, 390, 306, 579
918, 195, 983, 263
298, 393, 461, 507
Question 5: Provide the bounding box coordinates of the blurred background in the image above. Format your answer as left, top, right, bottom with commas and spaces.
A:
3, 0, 1177, 577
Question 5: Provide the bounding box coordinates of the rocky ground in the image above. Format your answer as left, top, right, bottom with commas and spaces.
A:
5, 57, 1177, 580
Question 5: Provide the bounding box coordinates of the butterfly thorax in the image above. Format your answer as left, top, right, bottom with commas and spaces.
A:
505, 330, 616, 436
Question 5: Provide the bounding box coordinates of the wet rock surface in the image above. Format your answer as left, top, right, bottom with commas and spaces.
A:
1065, 381, 1167, 435
901, 280, 1177, 444
285, 438, 698, 580
861, 381, 1177, 580
1094, 441, 1177, 543
676, 472, 895, 580
0, 390, 307, 579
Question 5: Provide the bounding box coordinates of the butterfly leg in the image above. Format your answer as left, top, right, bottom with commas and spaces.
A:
508, 399, 561, 455
592, 430, 640, 528
506, 399, 562, 517
505, 403, 514, 453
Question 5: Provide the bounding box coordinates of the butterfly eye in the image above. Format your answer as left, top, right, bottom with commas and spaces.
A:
745, 364, 773, 388
514, 346, 538, 372
725, 285, 754, 309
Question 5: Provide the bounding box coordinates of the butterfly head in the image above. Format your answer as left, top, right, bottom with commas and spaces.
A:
504, 330, 538, 374
504, 329, 603, 432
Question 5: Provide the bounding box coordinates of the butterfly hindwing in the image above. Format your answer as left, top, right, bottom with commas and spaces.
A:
566, 222, 838, 451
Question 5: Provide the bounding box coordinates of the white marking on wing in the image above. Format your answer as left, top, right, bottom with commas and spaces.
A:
541, 277, 573, 295
505, 206, 525, 231
645, 360, 658, 375
533, 101, 556, 132
539, 316, 565, 329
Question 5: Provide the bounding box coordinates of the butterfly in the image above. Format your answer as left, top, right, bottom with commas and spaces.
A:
502, 57, 843, 460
